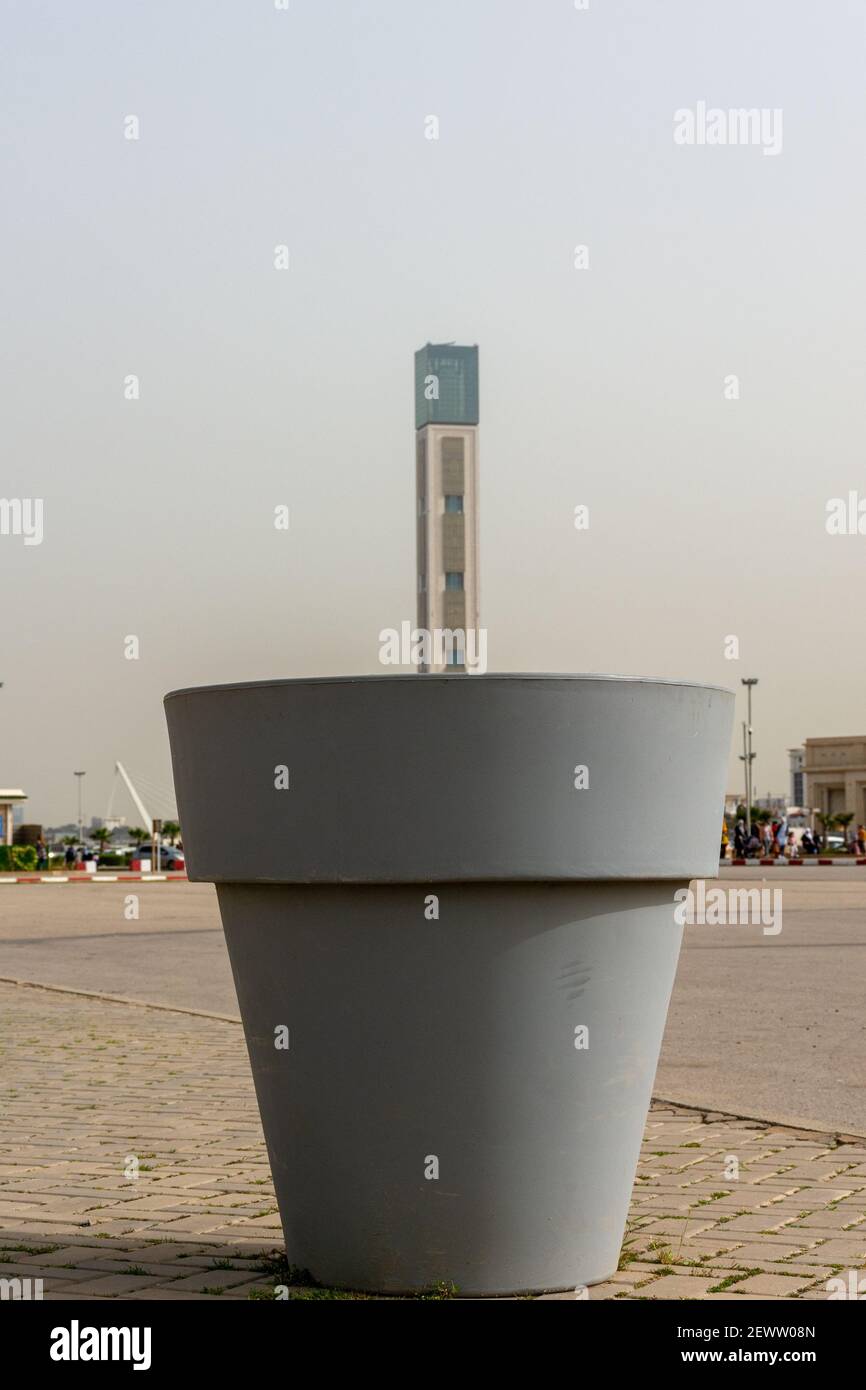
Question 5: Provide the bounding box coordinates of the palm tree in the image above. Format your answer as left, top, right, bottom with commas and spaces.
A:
836, 811, 855, 850
90, 827, 112, 857
817, 811, 838, 850
129, 827, 148, 846
161, 821, 181, 846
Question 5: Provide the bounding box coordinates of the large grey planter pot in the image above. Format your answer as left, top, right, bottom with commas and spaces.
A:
165, 674, 732, 1296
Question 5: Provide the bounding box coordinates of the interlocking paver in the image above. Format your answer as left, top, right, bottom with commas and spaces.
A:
166, 1269, 260, 1292
60, 1273, 169, 1295
788, 1208, 866, 1230
709, 1240, 815, 1263
800, 1237, 866, 1262
633, 1274, 719, 1298
731, 1272, 819, 1296
2, 982, 864, 1301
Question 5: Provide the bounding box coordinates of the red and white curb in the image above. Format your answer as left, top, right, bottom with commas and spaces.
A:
0, 873, 189, 885
727, 858, 866, 867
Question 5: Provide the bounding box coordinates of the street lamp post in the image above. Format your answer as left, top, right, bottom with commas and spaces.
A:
74, 771, 86, 849
740, 721, 749, 819
741, 679, 758, 834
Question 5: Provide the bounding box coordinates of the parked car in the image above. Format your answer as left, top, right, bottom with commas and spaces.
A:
823, 834, 847, 851
132, 843, 186, 870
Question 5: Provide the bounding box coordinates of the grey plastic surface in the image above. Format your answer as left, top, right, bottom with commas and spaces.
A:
219, 881, 684, 1295
165, 674, 733, 883
164, 672, 733, 1295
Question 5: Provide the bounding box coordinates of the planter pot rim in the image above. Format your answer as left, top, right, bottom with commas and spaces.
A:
165, 675, 734, 884
165, 671, 733, 702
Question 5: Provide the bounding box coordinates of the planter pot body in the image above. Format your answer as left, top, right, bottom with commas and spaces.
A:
219, 881, 682, 1294
165, 675, 733, 1295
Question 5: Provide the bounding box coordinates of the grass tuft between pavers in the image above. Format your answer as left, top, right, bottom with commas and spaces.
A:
708, 1268, 764, 1293
247, 1251, 461, 1300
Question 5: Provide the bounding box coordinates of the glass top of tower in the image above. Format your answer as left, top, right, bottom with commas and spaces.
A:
414, 344, 479, 429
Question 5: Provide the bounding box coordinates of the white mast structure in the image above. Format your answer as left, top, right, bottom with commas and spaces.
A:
114, 761, 160, 870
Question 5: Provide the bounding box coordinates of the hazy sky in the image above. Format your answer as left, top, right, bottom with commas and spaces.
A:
2, 0, 865, 825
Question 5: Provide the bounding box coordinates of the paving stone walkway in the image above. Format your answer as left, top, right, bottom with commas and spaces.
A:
1, 981, 864, 1300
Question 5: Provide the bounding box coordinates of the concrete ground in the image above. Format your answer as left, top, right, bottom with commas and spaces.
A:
1, 877, 864, 1300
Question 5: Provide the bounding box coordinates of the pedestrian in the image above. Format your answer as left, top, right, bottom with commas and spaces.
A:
761, 821, 773, 857
64, 844, 75, 868
36, 837, 47, 870
775, 816, 788, 858
733, 819, 746, 857
857, 824, 866, 855
720, 818, 729, 860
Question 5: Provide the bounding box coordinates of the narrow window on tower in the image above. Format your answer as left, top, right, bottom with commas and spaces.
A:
445, 572, 464, 590
444, 494, 463, 513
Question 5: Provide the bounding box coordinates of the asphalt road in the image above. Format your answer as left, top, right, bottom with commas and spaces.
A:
658, 873, 866, 1134
0, 883, 233, 1015
1, 875, 864, 1134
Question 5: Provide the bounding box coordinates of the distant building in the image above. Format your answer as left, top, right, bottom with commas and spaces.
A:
415, 343, 480, 671
14, 824, 43, 847
726, 791, 799, 819
788, 748, 805, 808
0, 789, 27, 846
803, 737, 866, 822
91, 816, 126, 832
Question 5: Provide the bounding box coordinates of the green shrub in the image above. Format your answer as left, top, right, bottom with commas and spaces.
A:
0, 845, 38, 871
